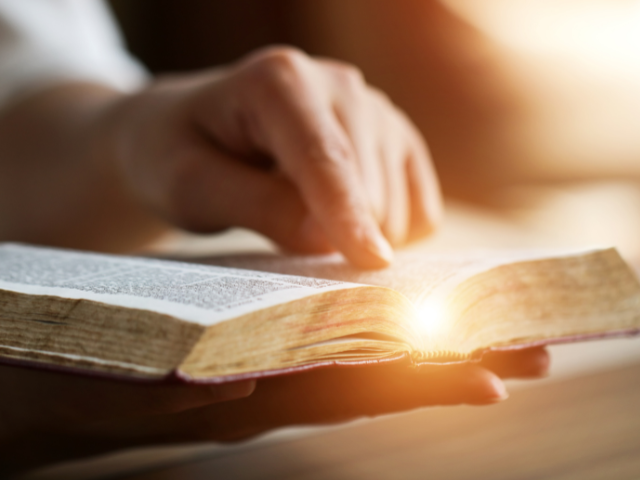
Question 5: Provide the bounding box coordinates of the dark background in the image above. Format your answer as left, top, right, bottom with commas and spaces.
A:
109, 1, 299, 73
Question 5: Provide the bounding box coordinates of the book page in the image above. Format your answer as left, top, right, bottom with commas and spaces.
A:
203, 248, 600, 336
202, 249, 596, 304
0, 244, 360, 326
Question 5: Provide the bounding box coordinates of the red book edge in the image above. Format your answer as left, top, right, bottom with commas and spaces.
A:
1, 328, 638, 385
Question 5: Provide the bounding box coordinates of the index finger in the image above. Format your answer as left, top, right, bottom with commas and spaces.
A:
236, 50, 394, 268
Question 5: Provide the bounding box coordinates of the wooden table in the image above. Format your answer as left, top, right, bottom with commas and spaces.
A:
86, 360, 639, 480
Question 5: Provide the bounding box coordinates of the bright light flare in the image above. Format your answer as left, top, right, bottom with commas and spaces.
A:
416, 296, 450, 337
442, 0, 640, 73
440, 0, 640, 175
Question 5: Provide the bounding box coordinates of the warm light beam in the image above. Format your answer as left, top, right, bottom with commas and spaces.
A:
416, 296, 449, 337
442, 0, 640, 73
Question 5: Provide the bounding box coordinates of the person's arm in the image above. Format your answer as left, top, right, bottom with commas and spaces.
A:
0, 47, 442, 267
0, 3, 548, 475
0, 47, 552, 476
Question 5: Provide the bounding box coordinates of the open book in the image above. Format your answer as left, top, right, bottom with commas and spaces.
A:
0, 243, 639, 383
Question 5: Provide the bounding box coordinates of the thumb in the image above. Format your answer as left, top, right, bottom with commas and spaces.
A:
233, 173, 336, 254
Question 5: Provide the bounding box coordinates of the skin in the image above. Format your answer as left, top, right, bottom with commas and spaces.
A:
0, 46, 547, 473
0, 347, 549, 475
0, 46, 441, 266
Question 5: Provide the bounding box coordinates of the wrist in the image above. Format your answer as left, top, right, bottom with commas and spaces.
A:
0, 81, 170, 251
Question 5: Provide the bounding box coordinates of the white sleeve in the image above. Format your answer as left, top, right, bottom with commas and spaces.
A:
0, 0, 148, 110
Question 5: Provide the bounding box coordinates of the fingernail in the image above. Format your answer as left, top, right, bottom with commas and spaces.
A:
489, 377, 509, 402
362, 227, 394, 265
213, 380, 256, 401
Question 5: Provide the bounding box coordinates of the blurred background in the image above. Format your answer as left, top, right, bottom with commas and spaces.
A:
110, 0, 640, 260
30, 2, 640, 478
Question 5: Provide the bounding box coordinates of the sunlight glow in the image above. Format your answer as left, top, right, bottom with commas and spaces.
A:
439, 0, 640, 174
416, 296, 450, 337
443, 0, 640, 74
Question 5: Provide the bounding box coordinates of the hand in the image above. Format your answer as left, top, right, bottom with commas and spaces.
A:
108, 47, 442, 268
159, 347, 549, 440
0, 347, 548, 475
0, 365, 256, 476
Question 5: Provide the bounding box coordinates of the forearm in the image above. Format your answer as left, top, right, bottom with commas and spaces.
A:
0, 83, 168, 252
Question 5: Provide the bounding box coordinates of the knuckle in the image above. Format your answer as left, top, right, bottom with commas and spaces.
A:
369, 87, 403, 119
243, 46, 308, 86
369, 86, 391, 105
304, 135, 354, 172
369, 87, 412, 132
331, 63, 365, 92
260, 45, 306, 65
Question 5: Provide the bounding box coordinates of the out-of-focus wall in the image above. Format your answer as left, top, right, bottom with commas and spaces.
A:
108, 0, 294, 73
108, 1, 640, 213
